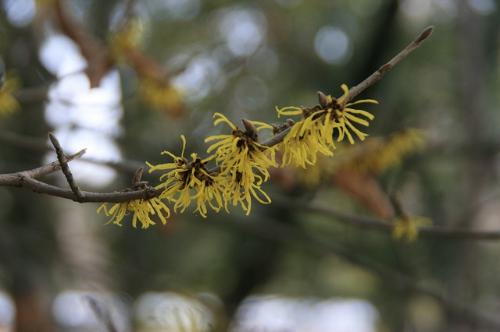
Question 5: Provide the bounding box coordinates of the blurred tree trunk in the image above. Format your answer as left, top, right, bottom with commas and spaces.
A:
12, 286, 52, 332
353, 0, 399, 89
1, 10, 57, 332
220, 206, 295, 327
456, 0, 493, 227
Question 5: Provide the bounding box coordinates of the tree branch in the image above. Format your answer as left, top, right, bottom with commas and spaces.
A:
260, 26, 434, 148
0, 130, 143, 173
5, 43, 500, 242
0, 145, 159, 203
0, 149, 85, 183
0, 26, 433, 203
0, 173, 160, 203
53, 0, 111, 87
302, 202, 500, 241
347, 26, 434, 101
48, 133, 83, 200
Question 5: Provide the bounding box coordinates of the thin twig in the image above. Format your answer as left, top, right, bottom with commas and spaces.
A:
86, 296, 117, 332
0, 149, 86, 183
347, 26, 434, 101
48, 133, 83, 201
0, 175, 159, 203
301, 202, 500, 241
0, 141, 156, 202
0, 130, 143, 173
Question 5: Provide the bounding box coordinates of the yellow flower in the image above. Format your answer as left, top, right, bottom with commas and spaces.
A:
217, 169, 272, 215
139, 77, 183, 116
326, 129, 425, 175
205, 113, 276, 215
0, 76, 20, 117
355, 129, 424, 174
370, 129, 424, 173
334, 84, 377, 144
276, 106, 334, 168
276, 84, 377, 168
392, 216, 431, 242
97, 197, 170, 229
148, 135, 224, 217
109, 19, 144, 61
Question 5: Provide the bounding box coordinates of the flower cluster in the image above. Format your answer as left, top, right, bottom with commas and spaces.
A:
99, 84, 380, 227
205, 113, 277, 214
97, 197, 170, 229
276, 84, 377, 168
147, 135, 224, 217
277, 106, 334, 168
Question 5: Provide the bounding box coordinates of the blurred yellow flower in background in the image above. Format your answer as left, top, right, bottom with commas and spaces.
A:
139, 77, 183, 116
0, 75, 20, 117
392, 216, 432, 242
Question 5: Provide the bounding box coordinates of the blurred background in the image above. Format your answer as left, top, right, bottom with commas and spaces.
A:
0, 0, 499, 331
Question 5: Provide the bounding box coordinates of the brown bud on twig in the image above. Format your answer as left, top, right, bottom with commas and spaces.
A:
416, 26, 434, 43
318, 91, 329, 108
242, 119, 258, 141
132, 167, 149, 189
132, 167, 144, 186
